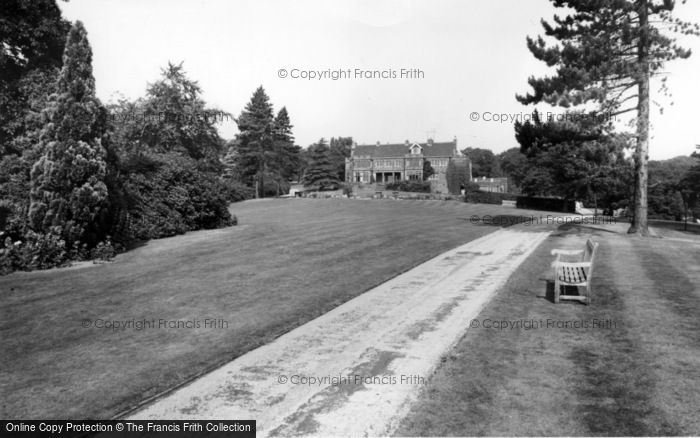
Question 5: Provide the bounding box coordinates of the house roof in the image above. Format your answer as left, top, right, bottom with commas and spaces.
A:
352, 141, 458, 158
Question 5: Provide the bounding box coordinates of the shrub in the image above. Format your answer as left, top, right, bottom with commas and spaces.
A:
464, 182, 481, 193
385, 180, 432, 193
262, 179, 291, 197
91, 237, 116, 262
0, 228, 69, 274
465, 190, 518, 204
118, 154, 235, 241
222, 180, 255, 202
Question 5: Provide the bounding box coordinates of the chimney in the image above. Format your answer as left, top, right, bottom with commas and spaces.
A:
376, 141, 381, 146
405, 140, 410, 146
427, 138, 434, 147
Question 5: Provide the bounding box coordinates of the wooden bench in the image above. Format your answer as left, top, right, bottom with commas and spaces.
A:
551, 238, 598, 305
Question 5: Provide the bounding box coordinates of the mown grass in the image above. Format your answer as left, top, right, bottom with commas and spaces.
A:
395, 222, 700, 436
0, 198, 545, 419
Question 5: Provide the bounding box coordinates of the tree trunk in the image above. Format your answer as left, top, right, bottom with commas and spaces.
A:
629, 0, 650, 236
259, 172, 264, 198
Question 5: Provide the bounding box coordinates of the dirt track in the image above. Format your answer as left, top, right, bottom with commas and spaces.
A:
129, 227, 550, 436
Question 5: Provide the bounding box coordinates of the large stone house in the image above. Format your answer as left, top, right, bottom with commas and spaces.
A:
345, 138, 471, 193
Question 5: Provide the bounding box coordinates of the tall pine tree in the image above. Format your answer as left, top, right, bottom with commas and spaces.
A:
28, 21, 109, 245
236, 86, 275, 198
272, 107, 301, 183
517, 0, 698, 236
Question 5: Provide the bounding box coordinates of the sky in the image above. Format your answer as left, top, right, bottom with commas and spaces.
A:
58, 0, 700, 159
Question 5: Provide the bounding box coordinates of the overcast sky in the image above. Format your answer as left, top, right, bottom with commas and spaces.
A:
58, 0, 700, 159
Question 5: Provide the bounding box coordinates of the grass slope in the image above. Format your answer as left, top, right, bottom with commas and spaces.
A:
0, 198, 538, 419
395, 223, 700, 436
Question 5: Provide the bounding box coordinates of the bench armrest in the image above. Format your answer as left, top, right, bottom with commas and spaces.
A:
552, 261, 592, 269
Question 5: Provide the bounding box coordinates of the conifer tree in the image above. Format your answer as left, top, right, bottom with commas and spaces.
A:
329, 137, 353, 182
236, 86, 275, 197
272, 107, 301, 182
29, 21, 109, 245
303, 138, 341, 190
518, 0, 698, 236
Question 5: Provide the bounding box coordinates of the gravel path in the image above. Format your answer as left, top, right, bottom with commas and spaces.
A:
129, 227, 551, 436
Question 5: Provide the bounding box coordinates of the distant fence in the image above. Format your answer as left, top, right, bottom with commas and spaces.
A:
615, 217, 700, 234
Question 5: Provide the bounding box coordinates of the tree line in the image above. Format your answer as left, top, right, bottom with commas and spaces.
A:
0, 0, 360, 274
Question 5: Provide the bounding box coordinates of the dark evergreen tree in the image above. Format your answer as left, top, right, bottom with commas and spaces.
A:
303, 138, 341, 190
272, 107, 301, 183
236, 86, 275, 197
423, 160, 435, 181
515, 110, 632, 206
518, 0, 698, 235
329, 137, 353, 182
28, 21, 109, 246
446, 160, 471, 195
0, 0, 70, 155
0, 0, 70, 244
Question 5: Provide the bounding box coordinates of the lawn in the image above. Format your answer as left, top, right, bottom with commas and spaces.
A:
0, 198, 545, 419
395, 221, 700, 436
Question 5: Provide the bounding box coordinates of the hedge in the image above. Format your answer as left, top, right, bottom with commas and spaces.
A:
464, 190, 518, 204
516, 196, 576, 213
385, 180, 432, 193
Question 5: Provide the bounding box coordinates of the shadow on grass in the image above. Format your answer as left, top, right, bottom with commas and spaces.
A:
536, 280, 588, 304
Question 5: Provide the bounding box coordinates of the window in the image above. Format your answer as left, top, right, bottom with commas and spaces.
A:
407, 158, 422, 168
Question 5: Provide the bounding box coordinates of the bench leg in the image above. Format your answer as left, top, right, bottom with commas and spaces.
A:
586, 284, 591, 305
